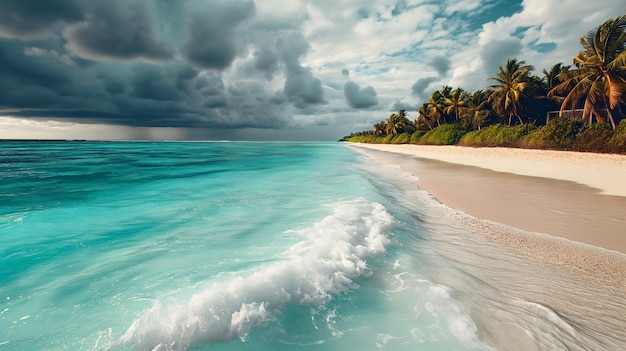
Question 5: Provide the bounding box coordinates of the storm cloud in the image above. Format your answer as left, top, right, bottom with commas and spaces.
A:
64, 1, 173, 62
428, 55, 451, 76
0, 0, 85, 39
412, 77, 438, 100
277, 32, 326, 108
344, 81, 378, 109
182, 0, 255, 70
0, 0, 321, 130
0, 0, 622, 140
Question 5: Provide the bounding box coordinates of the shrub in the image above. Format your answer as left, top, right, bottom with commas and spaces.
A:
391, 133, 410, 144
522, 118, 584, 150
347, 135, 386, 143
521, 126, 550, 149
419, 123, 468, 145
459, 124, 536, 147
346, 135, 363, 142
381, 134, 395, 144
458, 129, 481, 145
607, 119, 626, 153
572, 123, 613, 153
365, 135, 385, 143
410, 131, 426, 144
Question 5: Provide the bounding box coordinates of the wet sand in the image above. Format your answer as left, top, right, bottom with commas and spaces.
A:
349, 143, 626, 350
348, 143, 626, 255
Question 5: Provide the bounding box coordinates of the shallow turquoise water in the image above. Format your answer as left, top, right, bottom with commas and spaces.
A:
6, 141, 623, 350
0, 142, 484, 350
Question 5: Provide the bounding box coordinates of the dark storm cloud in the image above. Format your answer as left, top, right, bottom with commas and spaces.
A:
195, 72, 229, 108
0, 0, 324, 132
411, 76, 437, 99
64, 1, 173, 62
130, 63, 198, 101
276, 32, 326, 109
0, 39, 79, 108
392, 101, 418, 112
0, 0, 85, 39
224, 81, 287, 127
344, 81, 378, 109
428, 55, 451, 76
0, 27, 290, 130
283, 68, 325, 108
481, 38, 523, 74
230, 27, 327, 110
182, 0, 255, 70
253, 49, 280, 80
106, 65, 290, 129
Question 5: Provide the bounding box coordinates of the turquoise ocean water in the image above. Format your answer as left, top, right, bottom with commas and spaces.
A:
1, 142, 624, 350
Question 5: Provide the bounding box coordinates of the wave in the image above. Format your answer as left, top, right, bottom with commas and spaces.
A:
108, 199, 395, 351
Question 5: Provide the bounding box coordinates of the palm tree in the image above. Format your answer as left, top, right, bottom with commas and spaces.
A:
373, 121, 386, 135
425, 88, 448, 125
542, 63, 570, 91
398, 109, 416, 134
488, 58, 535, 125
384, 113, 400, 135
384, 110, 413, 135
548, 15, 626, 129
416, 103, 435, 130
460, 90, 490, 130
444, 87, 467, 122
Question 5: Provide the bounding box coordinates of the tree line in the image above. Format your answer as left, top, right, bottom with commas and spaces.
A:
344, 15, 626, 152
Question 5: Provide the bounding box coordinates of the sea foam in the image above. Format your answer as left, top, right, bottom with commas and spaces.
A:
110, 199, 394, 351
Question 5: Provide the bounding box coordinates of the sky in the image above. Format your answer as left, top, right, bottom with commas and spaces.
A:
0, 0, 625, 141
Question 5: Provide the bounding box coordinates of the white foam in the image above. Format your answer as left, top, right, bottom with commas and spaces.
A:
110, 199, 394, 351
424, 286, 479, 346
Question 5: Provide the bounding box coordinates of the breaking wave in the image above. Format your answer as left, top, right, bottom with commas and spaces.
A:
110, 199, 395, 350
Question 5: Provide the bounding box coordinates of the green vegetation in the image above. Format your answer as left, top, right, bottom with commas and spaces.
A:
341, 15, 626, 154
420, 123, 467, 145
521, 119, 585, 150
460, 124, 536, 147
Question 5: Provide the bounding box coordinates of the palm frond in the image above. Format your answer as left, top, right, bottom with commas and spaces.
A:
601, 15, 626, 62
559, 76, 593, 112
606, 74, 626, 108
608, 51, 626, 70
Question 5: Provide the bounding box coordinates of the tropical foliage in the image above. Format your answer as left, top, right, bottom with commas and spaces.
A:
488, 58, 534, 125
549, 15, 626, 128
343, 15, 626, 154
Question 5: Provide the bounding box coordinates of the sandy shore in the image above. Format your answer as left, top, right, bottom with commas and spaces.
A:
349, 143, 626, 255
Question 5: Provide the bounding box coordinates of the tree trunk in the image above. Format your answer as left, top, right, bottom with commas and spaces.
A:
607, 108, 617, 129
424, 119, 433, 130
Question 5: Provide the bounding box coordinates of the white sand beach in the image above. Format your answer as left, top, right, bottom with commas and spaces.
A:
349, 143, 626, 255
352, 144, 626, 196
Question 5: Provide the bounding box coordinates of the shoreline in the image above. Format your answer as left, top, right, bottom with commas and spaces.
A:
348, 143, 626, 255
350, 143, 626, 197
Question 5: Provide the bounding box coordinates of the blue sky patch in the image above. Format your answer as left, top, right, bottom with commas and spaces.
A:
531, 42, 558, 53
463, 0, 524, 31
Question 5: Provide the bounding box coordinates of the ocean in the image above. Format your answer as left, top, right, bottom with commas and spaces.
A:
1, 141, 624, 351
